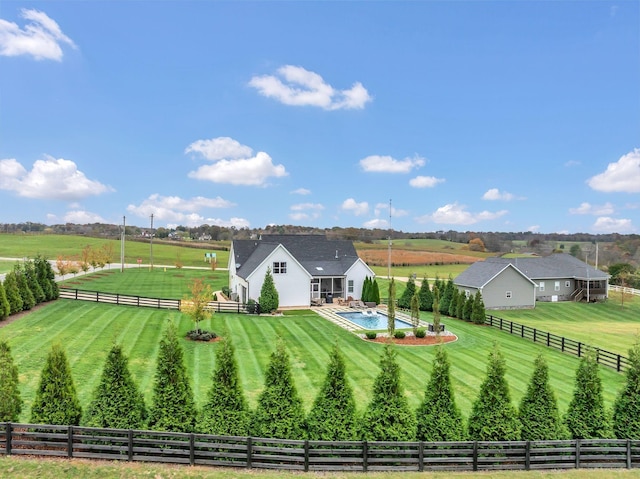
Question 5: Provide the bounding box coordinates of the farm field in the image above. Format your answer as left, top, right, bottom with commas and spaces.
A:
492, 293, 640, 357
3, 456, 640, 479
0, 297, 627, 424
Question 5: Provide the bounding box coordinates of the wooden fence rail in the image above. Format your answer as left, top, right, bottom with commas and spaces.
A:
2, 423, 640, 472
58, 288, 256, 314
485, 314, 629, 372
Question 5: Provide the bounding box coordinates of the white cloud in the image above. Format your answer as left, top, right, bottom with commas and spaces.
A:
291, 188, 311, 195
569, 202, 615, 215
249, 65, 372, 110
363, 218, 389, 229
186, 137, 288, 186
127, 194, 236, 226
0, 8, 76, 61
409, 175, 445, 188
289, 202, 324, 221
587, 149, 640, 193
373, 202, 409, 217
0, 156, 113, 200
482, 188, 515, 201
565, 160, 581, 167
184, 137, 253, 161
63, 210, 106, 224
360, 155, 425, 173
527, 225, 541, 233
341, 198, 369, 216
416, 202, 508, 225
593, 217, 634, 233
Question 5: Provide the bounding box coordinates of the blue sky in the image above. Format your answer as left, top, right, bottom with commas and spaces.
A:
1, 1, 639, 234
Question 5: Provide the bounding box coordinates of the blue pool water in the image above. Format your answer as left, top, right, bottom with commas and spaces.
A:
336, 311, 413, 330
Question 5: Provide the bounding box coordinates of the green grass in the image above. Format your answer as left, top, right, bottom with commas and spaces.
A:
0, 299, 626, 424
4, 456, 640, 479
59, 268, 229, 298
492, 293, 640, 357
0, 233, 229, 268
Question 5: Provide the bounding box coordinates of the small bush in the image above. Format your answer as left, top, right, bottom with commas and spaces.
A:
213, 293, 218, 301
415, 328, 426, 338
187, 330, 217, 342
394, 331, 406, 339
222, 286, 231, 297
365, 331, 377, 340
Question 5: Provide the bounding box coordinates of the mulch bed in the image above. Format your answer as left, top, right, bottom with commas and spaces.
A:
366, 334, 457, 346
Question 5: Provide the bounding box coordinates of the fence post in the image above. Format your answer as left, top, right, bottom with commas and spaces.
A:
510, 322, 513, 334
627, 439, 632, 469
68, 426, 73, 458
575, 439, 581, 469
500, 317, 503, 330
5, 423, 11, 455
128, 430, 133, 461
418, 441, 424, 472
189, 434, 195, 465
362, 440, 368, 472
246, 437, 252, 469
525, 441, 530, 470
547, 332, 550, 347
304, 440, 309, 472
562, 337, 565, 352
473, 441, 478, 471
533, 328, 537, 343
95, 291, 99, 303
578, 343, 582, 358
75, 289, 78, 300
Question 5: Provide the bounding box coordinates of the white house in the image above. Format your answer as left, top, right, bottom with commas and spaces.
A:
228, 234, 375, 308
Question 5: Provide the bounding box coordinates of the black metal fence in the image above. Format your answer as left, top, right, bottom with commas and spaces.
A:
2, 423, 640, 472
58, 288, 255, 314
485, 314, 629, 372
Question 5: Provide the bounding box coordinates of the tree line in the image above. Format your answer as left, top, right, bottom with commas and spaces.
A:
2, 322, 640, 442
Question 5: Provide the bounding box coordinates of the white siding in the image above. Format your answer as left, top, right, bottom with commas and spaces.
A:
345, 259, 375, 300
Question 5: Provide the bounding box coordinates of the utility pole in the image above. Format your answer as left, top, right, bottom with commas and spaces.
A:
149, 213, 154, 271
120, 216, 125, 273
387, 199, 392, 280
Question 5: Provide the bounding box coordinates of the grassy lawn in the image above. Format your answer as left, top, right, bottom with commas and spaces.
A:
0, 298, 626, 424
492, 293, 640, 357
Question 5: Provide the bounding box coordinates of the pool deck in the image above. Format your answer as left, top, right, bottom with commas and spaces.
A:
311, 305, 430, 333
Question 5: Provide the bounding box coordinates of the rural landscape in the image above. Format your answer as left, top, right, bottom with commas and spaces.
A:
1, 228, 640, 478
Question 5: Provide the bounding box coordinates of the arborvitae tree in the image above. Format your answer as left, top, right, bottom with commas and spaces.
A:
35, 255, 57, 301
416, 346, 465, 441
448, 288, 459, 318
31, 344, 82, 425
439, 277, 454, 314
14, 264, 35, 311
361, 344, 417, 441
24, 260, 46, 304
3, 272, 23, 315
418, 277, 433, 312
307, 342, 358, 441
84, 344, 147, 429
467, 344, 520, 441
199, 336, 251, 436
387, 278, 396, 338
372, 278, 381, 304
397, 276, 416, 309
455, 291, 465, 319
361, 276, 371, 302
0, 282, 10, 320
252, 339, 306, 439
471, 291, 486, 325
432, 285, 441, 335
0, 340, 23, 421
613, 340, 640, 439
258, 267, 279, 313
518, 354, 564, 440
463, 294, 474, 322
410, 289, 421, 335
148, 322, 197, 433
564, 350, 610, 439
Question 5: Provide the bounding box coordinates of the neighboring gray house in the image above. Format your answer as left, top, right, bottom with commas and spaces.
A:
228, 234, 375, 309
454, 253, 609, 310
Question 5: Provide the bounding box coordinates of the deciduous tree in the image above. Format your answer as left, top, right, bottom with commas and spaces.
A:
181, 278, 213, 334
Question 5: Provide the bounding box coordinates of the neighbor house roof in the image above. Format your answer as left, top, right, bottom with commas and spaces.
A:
233, 235, 362, 279
454, 253, 608, 289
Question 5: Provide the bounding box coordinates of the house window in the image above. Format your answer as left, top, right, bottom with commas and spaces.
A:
273, 262, 287, 274
555, 281, 560, 291
539, 282, 545, 292
465, 290, 471, 298
348, 280, 354, 293
506, 291, 512, 299
565, 281, 571, 288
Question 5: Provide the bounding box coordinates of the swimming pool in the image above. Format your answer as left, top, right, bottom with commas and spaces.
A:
336, 310, 413, 330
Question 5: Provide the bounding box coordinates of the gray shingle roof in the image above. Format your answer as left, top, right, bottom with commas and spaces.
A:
233, 234, 361, 278
454, 253, 609, 288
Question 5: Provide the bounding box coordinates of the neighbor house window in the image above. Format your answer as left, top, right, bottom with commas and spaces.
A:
273, 262, 287, 274
506, 291, 512, 299
555, 281, 560, 291
348, 280, 354, 293
539, 282, 545, 292
465, 290, 471, 298
565, 281, 571, 288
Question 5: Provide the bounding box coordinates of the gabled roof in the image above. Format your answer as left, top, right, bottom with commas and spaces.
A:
454, 262, 535, 289
454, 253, 609, 288
232, 234, 362, 278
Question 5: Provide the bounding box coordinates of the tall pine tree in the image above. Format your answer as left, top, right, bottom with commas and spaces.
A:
416, 346, 465, 441
0, 340, 23, 422
199, 336, 251, 436
471, 291, 486, 325
3, 271, 23, 315
613, 339, 640, 439
14, 264, 35, 311
258, 267, 279, 313
307, 342, 358, 441
25, 259, 46, 304
398, 276, 416, 309
418, 277, 433, 312
0, 282, 10, 320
